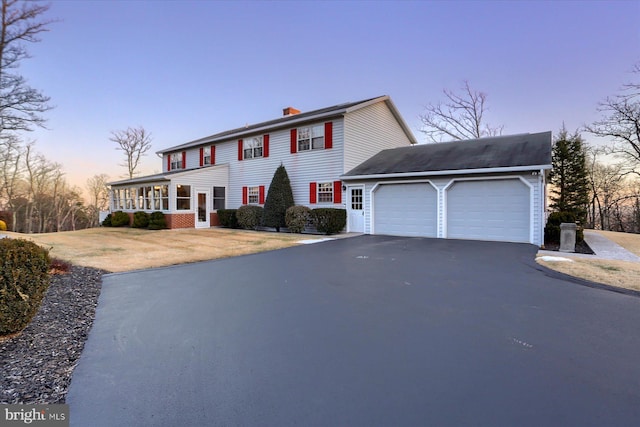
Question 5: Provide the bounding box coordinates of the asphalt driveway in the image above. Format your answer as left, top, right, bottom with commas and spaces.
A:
67, 236, 640, 426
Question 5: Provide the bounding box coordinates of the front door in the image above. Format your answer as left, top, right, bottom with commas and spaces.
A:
347, 186, 365, 232
196, 190, 210, 228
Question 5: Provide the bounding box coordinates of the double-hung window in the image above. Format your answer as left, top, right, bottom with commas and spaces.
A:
170, 153, 183, 170
213, 186, 225, 210
247, 186, 260, 204
298, 125, 324, 151
203, 147, 211, 165
243, 136, 263, 159
317, 182, 333, 203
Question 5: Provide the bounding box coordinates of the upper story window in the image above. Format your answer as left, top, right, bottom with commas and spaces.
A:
170, 153, 183, 170
203, 147, 211, 165
298, 125, 324, 151
243, 136, 263, 159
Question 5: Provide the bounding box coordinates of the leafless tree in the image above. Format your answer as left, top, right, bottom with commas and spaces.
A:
419, 80, 504, 143
585, 64, 640, 177
585, 146, 640, 232
0, 0, 53, 135
110, 126, 152, 179
86, 173, 110, 227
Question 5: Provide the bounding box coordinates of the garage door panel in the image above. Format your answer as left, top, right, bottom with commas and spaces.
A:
447, 179, 530, 243
374, 183, 437, 237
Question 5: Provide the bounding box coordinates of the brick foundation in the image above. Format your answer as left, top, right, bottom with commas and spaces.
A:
210, 212, 220, 226
165, 213, 195, 229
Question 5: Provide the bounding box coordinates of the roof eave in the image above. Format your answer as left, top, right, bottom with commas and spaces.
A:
157, 109, 350, 155
341, 164, 552, 181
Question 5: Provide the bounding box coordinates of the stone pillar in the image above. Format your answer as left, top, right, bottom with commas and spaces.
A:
559, 223, 577, 253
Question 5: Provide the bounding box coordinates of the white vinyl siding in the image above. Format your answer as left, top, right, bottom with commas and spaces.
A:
343, 101, 413, 173
227, 119, 345, 210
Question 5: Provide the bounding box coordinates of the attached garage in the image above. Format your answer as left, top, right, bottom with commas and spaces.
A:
446, 179, 530, 243
341, 132, 552, 246
373, 182, 437, 237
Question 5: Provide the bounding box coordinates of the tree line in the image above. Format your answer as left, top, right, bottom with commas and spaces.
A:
0, 1, 148, 232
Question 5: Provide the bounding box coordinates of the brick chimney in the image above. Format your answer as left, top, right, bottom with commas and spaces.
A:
283, 107, 301, 116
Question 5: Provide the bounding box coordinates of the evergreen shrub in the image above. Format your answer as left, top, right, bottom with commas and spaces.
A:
101, 213, 112, 227
0, 239, 51, 335
285, 205, 311, 233
148, 212, 167, 230
544, 211, 583, 244
262, 165, 295, 231
312, 208, 346, 235
237, 205, 263, 230
110, 211, 130, 227
132, 211, 150, 228
217, 209, 239, 228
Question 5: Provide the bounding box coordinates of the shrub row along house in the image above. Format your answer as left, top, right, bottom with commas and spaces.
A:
108, 95, 552, 245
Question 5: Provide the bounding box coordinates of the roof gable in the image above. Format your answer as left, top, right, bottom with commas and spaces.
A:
343, 132, 552, 178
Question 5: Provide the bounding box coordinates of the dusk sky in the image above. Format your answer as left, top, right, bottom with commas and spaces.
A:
21, 0, 640, 191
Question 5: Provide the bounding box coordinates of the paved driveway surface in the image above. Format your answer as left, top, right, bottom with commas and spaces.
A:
67, 236, 640, 426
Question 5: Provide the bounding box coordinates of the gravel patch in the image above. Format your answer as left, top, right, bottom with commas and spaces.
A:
0, 266, 104, 404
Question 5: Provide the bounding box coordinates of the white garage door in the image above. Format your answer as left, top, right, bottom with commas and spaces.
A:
447, 179, 530, 243
373, 183, 437, 237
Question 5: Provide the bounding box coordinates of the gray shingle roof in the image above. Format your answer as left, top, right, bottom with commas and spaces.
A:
158, 95, 416, 154
342, 132, 552, 178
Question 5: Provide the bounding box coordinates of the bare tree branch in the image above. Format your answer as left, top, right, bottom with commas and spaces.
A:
419, 80, 504, 143
0, 0, 54, 135
110, 126, 152, 179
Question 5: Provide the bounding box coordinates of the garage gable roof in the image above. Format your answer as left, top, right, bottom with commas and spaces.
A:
342, 131, 552, 179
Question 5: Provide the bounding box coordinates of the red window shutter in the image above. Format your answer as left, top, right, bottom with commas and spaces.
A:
242, 186, 248, 205
238, 140, 243, 161
333, 181, 342, 204
199, 147, 204, 166
263, 134, 269, 158
211, 145, 216, 165
325, 122, 333, 149
167, 155, 171, 171
182, 151, 186, 169
259, 185, 265, 204
290, 129, 297, 154
309, 182, 317, 204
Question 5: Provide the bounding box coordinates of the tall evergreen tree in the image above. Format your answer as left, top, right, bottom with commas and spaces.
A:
262, 165, 294, 232
549, 126, 590, 223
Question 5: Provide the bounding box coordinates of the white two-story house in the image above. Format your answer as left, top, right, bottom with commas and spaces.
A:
108, 95, 417, 231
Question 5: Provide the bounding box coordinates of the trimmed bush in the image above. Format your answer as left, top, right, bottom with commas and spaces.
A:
148, 211, 167, 230
101, 213, 112, 227
237, 205, 264, 230
110, 211, 130, 227
312, 208, 346, 235
132, 211, 150, 228
0, 239, 51, 335
0, 220, 6, 231
544, 211, 583, 244
285, 205, 311, 233
262, 165, 295, 232
218, 209, 239, 229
